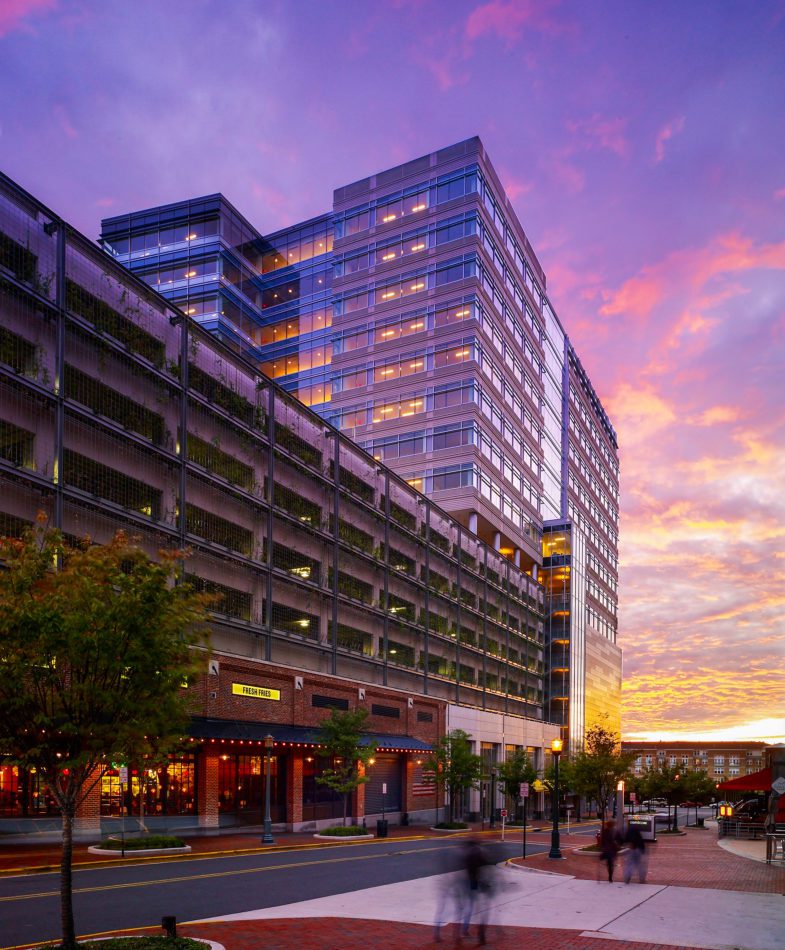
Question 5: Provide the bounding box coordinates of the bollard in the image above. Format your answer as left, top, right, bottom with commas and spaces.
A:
161, 916, 177, 938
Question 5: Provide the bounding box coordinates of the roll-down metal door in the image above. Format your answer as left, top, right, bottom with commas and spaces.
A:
365, 754, 402, 814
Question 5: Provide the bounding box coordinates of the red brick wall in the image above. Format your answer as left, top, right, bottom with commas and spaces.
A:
75, 768, 102, 833
190, 652, 446, 828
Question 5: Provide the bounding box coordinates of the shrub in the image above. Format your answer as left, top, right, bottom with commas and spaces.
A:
318, 825, 368, 836
434, 821, 468, 829
100, 834, 186, 850
41, 940, 207, 950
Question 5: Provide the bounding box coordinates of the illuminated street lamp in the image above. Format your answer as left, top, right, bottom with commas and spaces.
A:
262, 734, 275, 845
548, 738, 563, 859
672, 773, 680, 832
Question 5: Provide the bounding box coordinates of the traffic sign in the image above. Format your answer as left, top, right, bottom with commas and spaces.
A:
500, 808, 507, 818
118, 766, 128, 784
520, 782, 529, 798
772, 776, 785, 794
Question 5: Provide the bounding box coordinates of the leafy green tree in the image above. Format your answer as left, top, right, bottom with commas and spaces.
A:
498, 749, 537, 821
682, 768, 717, 805
316, 707, 376, 827
425, 729, 483, 823
0, 521, 210, 950
569, 720, 635, 819
639, 762, 687, 829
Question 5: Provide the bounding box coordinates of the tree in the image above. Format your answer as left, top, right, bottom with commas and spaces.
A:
316, 707, 376, 827
0, 521, 210, 949
425, 729, 483, 824
682, 768, 717, 805
498, 749, 537, 822
569, 720, 635, 819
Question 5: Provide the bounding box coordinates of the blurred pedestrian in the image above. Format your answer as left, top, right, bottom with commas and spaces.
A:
461, 837, 491, 943
622, 822, 647, 883
599, 819, 620, 883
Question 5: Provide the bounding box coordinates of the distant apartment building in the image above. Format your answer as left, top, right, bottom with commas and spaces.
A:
101, 137, 621, 751
622, 741, 770, 783
0, 171, 560, 832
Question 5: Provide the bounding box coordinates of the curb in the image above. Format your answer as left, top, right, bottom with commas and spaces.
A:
87, 845, 192, 857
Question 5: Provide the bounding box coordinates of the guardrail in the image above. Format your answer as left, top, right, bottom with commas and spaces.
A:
718, 818, 765, 839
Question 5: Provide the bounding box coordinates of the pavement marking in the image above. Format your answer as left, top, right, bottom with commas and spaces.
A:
0, 843, 453, 904
0, 830, 476, 879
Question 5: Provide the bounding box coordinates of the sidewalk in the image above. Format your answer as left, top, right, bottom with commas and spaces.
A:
5, 825, 783, 949
103, 827, 785, 950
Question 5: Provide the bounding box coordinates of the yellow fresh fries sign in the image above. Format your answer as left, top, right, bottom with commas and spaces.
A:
232, 683, 281, 701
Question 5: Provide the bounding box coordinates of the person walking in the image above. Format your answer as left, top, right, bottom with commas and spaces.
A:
622, 822, 647, 883
599, 819, 620, 883
461, 837, 491, 943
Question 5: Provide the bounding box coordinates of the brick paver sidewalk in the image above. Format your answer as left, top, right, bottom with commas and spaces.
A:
511, 826, 785, 894
175, 918, 703, 950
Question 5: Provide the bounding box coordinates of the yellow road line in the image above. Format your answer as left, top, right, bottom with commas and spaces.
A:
0, 844, 447, 904
0, 833, 443, 879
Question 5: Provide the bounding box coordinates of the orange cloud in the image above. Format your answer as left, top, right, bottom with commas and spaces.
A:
687, 406, 741, 427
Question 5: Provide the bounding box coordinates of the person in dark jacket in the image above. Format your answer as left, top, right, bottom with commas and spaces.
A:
622, 822, 648, 883
599, 820, 620, 882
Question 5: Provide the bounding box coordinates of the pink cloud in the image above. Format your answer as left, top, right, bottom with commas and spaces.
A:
654, 115, 686, 163
0, 0, 56, 37
549, 151, 585, 194
466, 0, 537, 42
465, 0, 567, 43
498, 171, 533, 201
53, 104, 78, 139
566, 113, 629, 158
775, 187, 785, 201
600, 232, 785, 319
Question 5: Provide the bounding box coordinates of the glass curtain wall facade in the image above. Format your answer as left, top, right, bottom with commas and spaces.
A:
99, 137, 622, 752
0, 171, 545, 728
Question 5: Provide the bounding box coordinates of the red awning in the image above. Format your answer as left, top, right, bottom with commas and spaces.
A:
716, 766, 771, 791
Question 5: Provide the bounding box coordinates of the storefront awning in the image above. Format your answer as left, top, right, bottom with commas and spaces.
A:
716, 766, 771, 792
189, 717, 432, 753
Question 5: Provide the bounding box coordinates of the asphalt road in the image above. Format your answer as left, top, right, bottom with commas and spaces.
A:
0, 834, 551, 948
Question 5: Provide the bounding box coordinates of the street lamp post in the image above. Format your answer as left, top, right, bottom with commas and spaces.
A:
490, 768, 497, 830
262, 734, 275, 845
672, 773, 680, 832
548, 738, 563, 859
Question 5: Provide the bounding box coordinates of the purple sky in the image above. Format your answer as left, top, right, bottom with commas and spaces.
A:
2, 0, 784, 742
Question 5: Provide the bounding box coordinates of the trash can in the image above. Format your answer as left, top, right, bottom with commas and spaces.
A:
697, 817, 705, 828
376, 819, 388, 838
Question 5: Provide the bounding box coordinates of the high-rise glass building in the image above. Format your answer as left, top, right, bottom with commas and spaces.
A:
101, 137, 621, 750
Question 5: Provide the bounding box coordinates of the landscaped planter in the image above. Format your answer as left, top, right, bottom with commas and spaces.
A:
88, 844, 192, 857
429, 826, 468, 833
312, 832, 374, 841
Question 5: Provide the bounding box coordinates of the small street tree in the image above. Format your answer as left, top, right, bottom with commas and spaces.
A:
498, 749, 537, 822
569, 720, 635, 819
639, 763, 685, 829
0, 521, 210, 950
316, 707, 376, 827
425, 729, 483, 824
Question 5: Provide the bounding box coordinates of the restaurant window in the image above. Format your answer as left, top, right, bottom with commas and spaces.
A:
100, 755, 196, 817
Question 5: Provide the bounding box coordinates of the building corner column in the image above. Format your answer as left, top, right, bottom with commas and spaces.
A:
197, 750, 219, 829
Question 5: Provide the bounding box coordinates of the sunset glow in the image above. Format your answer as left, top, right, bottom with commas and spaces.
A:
2, 0, 783, 743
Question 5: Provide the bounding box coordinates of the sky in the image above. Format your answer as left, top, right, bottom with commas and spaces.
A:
1, 0, 783, 744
